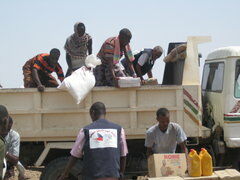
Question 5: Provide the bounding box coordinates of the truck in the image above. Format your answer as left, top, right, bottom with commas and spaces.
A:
0, 36, 239, 179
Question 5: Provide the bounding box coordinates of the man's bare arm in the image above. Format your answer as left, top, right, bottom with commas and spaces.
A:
146, 147, 154, 158
120, 156, 126, 179
124, 50, 136, 77
87, 39, 93, 55
147, 70, 153, 79
32, 68, 44, 92
135, 64, 144, 80
179, 141, 188, 157
57, 156, 78, 180
6, 153, 19, 165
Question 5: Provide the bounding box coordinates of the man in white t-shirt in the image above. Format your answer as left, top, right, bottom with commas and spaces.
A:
145, 108, 188, 157
4, 117, 27, 180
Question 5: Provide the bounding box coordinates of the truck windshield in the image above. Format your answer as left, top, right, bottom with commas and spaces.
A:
202, 62, 224, 92
235, 59, 240, 98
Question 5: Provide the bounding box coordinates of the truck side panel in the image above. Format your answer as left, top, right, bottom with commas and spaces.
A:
183, 85, 202, 137
0, 86, 201, 141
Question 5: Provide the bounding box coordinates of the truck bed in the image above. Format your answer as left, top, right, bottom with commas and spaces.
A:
0, 85, 202, 141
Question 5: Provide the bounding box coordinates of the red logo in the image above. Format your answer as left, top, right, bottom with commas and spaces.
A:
95, 133, 103, 141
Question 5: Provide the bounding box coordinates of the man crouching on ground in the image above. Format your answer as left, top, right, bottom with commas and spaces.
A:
4, 117, 28, 180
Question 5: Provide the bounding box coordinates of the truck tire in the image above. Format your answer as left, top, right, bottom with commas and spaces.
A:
40, 157, 83, 180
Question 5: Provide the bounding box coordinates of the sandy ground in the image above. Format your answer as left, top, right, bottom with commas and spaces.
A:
6, 167, 42, 180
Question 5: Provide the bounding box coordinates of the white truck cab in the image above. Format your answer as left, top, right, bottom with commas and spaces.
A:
202, 46, 240, 148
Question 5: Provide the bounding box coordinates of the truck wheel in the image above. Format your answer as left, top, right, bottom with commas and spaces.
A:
40, 157, 83, 180
206, 145, 216, 166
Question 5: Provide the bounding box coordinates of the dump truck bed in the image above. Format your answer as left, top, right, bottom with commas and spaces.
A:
0, 85, 203, 141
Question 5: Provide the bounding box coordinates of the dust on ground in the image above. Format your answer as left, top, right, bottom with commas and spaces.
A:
7, 166, 43, 180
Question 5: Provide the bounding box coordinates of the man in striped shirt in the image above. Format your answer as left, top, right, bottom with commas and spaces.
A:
22, 48, 64, 92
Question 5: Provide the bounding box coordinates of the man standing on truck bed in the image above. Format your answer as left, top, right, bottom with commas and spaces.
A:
22, 48, 64, 92
121, 46, 163, 83
64, 22, 92, 77
58, 102, 128, 180
145, 108, 188, 157
0, 105, 10, 180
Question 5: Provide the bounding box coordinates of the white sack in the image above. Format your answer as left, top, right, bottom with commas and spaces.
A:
58, 67, 96, 104
85, 54, 101, 68
58, 54, 101, 104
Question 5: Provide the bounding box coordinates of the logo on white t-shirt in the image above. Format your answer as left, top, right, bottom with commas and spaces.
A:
89, 129, 117, 149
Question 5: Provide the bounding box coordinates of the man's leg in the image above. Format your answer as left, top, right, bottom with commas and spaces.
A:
22, 67, 36, 88
105, 64, 115, 86
16, 161, 26, 179
39, 72, 59, 87
121, 60, 133, 77
105, 64, 126, 86
4, 162, 15, 179
94, 64, 106, 86
115, 64, 126, 78
47, 74, 59, 87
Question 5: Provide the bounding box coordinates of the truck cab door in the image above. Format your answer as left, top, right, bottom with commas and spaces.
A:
202, 62, 225, 129
223, 58, 240, 148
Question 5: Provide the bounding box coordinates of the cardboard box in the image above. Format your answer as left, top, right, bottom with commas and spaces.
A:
149, 177, 185, 180
215, 169, 240, 180
138, 169, 240, 180
183, 173, 219, 180
225, 169, 240, 180
137, 176, 184, 180
148, 153, 187, 177
214, 170, 230, 179
118, 77, 141, 88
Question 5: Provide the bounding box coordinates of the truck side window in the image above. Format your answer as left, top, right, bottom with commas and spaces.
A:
202, 64, 210, 90
202, 62, 224, 92
234, 59, 240, 98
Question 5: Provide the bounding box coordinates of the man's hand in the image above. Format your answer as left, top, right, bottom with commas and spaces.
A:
141, 79, 146, 85
58, 156, 77, 180
18, 174, 30, 180
57, 173, 68, 180
119, 172, 124, 180
132, 73, 137, 78
6, 152, 19, 165
114, 77, 120, 88
146, 147, 154, 158
37, 85, 45, 92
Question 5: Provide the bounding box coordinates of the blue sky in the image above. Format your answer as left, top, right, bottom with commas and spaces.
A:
0, 0, 240, 87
